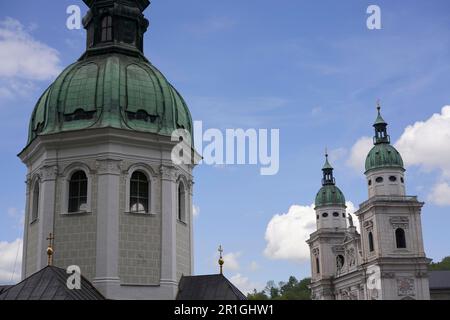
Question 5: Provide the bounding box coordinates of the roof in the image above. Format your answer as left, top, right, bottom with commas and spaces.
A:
315, 184, 346, 208
0, 286, 12, 295
365, 143, 404, 173
25, 0, 193, 148
176, 274, 247, 300
0, 266, 105, 300
429, 271, 450, 290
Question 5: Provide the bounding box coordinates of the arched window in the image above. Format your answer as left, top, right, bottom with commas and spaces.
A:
178, 182, 186, 222
368, 232, 374, 252
130, 171, 149, 213
316, 257, 320, 274
101, 16, 113, 42
31, 181, 40, 222
396, 228, 407, 249
336, 255, 345, 271
68, 171, 88, 213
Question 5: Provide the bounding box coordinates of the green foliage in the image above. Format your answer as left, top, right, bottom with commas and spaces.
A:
429, 256, 450, 271
247, 276, 311, 300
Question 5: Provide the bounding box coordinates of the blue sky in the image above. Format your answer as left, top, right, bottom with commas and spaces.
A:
1, 0, 450, 291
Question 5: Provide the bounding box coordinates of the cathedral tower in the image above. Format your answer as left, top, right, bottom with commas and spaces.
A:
307, 154, 348, 300
355, 106, 430, 300
19, 0, 197, 299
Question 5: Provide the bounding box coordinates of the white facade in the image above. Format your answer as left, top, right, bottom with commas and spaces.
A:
307, 111, 431, 300
19, 127, 197, 300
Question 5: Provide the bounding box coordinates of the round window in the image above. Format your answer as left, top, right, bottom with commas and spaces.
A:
342, 213, 346, 218
376, 177, 384, 183
333, 212, 339, 217
401, 177, 405, 183
389, 176, 397, 182
368, 180, 372, 186
317, 215, 319, 220
322, 212, 328, 218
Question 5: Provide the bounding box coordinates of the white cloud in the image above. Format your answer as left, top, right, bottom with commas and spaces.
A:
428, 182, 450, 207
230, 273, 264, 295
0, 239, 22, 283
264, 202, 358, 262
193, 205, 200, 218
0, 17, 61, 102
264, 204, 316, 262
249, 261, 260, 272
346, 136, 373, 173
0, 17, 61, 80
394, 106, 450, 206
345, 201, 360, 233
328, 147, 347, 163
222, 251, 241, 272
395, 106, 450, 177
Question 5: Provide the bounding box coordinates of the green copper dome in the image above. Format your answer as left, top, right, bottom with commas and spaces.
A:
315, 185, 346, 208
365, 105, 404, 173
315, 154, 346, 208
27, 0, 193, 145
365, 143, 404, 173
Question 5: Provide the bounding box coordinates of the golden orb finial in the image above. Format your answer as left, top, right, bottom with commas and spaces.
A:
218, 245, 224, 275
46, 233, 55, 266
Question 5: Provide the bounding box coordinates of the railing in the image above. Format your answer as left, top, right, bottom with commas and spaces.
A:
359, 195, 419, 209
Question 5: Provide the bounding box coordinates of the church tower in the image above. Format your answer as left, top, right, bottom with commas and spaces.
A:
19, 0, 197, 300
355, 105, 431, 300
307, 154, 348, 300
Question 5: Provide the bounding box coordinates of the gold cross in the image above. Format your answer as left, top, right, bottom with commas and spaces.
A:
46, 233, 55, 266
218, 245, 224, 275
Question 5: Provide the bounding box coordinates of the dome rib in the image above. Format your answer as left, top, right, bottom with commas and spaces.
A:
26, 54, 193, 145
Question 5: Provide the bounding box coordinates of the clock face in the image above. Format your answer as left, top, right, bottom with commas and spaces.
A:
122, 19, 136, 45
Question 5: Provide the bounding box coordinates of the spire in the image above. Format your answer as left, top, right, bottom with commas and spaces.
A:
81, 0, 150, 58
372, 100, 390, 145
218, 245, 224, 275
322, 150, 335, 186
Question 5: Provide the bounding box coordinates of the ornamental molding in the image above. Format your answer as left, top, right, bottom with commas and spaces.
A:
332, 246, 344, 254
416, 271, 428, 278
397, 277, 415, 296
95, 159, 122, 175
389, 216, 409, 229
312, 248, 320, 256
363, 220, 374, 230
160, 165, 177, 181
381, 272, 396, 279
40, 165, 58, 181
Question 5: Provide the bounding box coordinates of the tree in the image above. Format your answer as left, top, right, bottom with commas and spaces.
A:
429, 256, 450, 271
247, 276, 311, 300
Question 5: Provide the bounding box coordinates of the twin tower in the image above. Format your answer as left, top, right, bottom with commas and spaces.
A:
307, 107, 431, 300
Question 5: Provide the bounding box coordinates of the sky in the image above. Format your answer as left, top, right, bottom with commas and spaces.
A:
1, 0, 450, 293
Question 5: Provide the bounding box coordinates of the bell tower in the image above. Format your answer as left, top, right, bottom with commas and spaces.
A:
355, 104, 431, 300
307, 153, 348, 300
19, 0, 197, 300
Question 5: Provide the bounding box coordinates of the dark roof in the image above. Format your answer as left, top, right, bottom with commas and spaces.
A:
429, 271, 450, 290
176, 274, 247, 300
0, 266, 105, 300
0, 285, 12, 295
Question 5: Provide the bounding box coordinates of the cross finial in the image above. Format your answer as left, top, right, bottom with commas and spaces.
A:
377, 99, 381, 114
218, 245, 224, 275
325, 147, 328, 158
46, 233, 54, 266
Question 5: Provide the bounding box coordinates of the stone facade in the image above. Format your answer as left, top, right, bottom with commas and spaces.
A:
19, 128, 197, 300
307, 110, 431, 300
